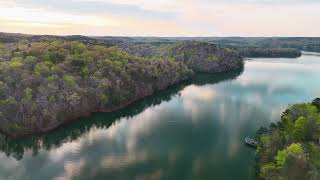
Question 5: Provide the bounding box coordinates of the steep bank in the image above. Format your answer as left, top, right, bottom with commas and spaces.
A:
0, 40, 243, 138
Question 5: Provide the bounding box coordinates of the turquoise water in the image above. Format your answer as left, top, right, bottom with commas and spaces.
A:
0, 55, 320, 180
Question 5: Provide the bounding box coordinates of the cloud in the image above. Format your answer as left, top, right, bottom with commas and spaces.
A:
0, 0, 320, 36
15, 0, 176, 19
74, 0, 182, 12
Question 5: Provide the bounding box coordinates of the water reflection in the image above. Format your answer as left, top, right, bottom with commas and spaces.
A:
0, 70, 243, 161
42, 95, 260, 180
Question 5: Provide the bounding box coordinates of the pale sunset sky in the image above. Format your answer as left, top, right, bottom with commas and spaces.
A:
0, 0, 319, 36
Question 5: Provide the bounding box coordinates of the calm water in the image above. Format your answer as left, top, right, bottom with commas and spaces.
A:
1, 55, 320, 180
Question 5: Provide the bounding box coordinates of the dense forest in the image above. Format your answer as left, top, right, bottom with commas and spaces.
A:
204, 37, 320, 53
238, 47, 301, 58
93, 36, 320, 53
0, 38, 243, 138
118, 42, 243, 72
1, 33, 309, 58
256, 98, 320, 180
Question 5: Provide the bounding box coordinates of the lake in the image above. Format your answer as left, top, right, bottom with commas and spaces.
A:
0, 54, 320, 180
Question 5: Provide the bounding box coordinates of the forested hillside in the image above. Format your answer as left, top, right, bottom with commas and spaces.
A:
256, 98, 320, 180
119, 42, 243, 72
0, 39, 243, 137
0, 32, 307, 58
95, 36, 320, 53
238, 47, 301, 58
0, 40, 191, 137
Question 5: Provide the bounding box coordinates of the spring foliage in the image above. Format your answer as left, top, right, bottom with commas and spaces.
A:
256, 100, 320, 180
0, 40, 194, 136
0, 40, 243, 137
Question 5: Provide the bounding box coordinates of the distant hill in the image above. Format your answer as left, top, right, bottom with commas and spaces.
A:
94, 36, 320, 52
0, 32, 102, 45
2, 32, 320, 52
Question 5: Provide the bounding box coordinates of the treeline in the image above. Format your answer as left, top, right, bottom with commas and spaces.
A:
208, 37, 320, 53
2, 32, 311, 57
255, 38, 320, 53
94, 36, 320, 53
0, 39, 243, 137
202, 37, 320, 53
256, 98, 320, 180
0, 32, 101, 44
239, 47, 302, 58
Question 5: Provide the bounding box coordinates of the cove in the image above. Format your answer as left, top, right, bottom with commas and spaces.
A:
0, 54, 320, 180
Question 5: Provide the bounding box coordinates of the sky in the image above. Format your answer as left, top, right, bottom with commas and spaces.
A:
0, 0, 320, 37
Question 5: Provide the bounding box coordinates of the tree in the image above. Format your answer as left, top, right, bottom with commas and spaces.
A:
70, 42, 86, 55
63, 75, 76, 85
293, 117, 307, 141
276, 149, 289, 167
257, 100, 320, 180
312, 98, 320, 110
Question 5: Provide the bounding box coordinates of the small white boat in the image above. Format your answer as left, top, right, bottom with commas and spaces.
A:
244, 137, 258, 147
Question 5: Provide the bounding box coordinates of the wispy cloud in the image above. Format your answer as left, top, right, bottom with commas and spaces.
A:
0, 0, 319, 36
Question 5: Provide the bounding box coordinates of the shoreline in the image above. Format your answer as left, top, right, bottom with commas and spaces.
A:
0, 76, 192, 139
0, 67, 246, 139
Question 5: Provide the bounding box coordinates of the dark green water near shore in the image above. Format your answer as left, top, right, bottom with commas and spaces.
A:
1, 55, 320, 180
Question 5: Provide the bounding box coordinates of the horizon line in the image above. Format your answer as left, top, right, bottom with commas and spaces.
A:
1, 31, 320, 38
